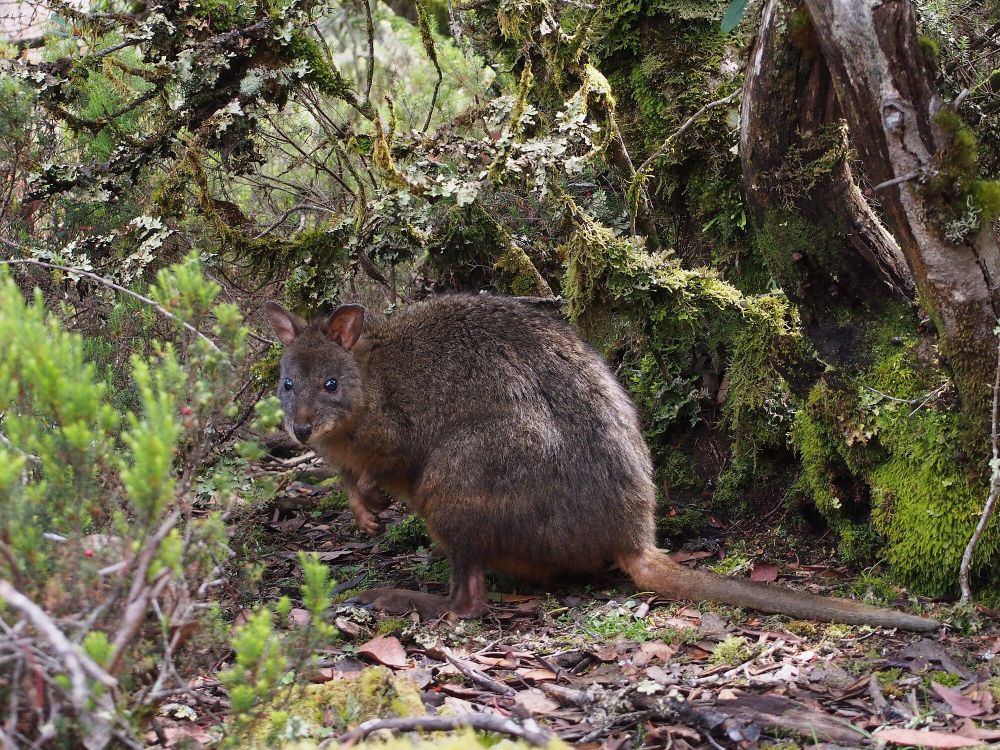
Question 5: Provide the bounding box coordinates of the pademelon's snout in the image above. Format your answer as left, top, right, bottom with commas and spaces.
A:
292, 422, 313, 443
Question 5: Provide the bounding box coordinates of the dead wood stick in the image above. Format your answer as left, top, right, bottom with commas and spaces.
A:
333, 714, 552, 747
0, 579, 118, 708
443, 647, 515, 697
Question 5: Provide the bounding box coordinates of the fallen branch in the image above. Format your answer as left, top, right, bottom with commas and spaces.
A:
636, 89, 739, 178
0, 580, 118, 707
958, 325, 1000, 604
332, 714, 552, 747
443, 647, 516, 697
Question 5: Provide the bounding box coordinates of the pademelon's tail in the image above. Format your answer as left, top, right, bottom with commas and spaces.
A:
619, 548, 938, 632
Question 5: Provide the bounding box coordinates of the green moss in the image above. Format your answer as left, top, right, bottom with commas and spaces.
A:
926, 670, 963, 688
710, 635, 757, 665
753, 210, 845, 295
285, 31, 359, 103
973, 179, 1000, 222
918, 35, 941, 67
382, 515, 432, 553
494, 241, 553, 296
783, 620, 818, 637
847, 574, 902, 607
791, 312, 999, 596
251, 345, 282, 387
249, 667, 424, 746
925, 108, 997, 241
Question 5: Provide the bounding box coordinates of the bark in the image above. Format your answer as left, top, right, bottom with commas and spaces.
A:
740, 0, 913, 312
803, 0, 1000, 419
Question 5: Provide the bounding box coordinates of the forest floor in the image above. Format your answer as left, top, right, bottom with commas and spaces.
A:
156, 449, 1000, 749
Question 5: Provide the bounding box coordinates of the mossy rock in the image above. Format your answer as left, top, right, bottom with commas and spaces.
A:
250, 666, 426, 746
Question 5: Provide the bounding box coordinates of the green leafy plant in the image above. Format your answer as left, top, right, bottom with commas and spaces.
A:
0, 254, 284, 746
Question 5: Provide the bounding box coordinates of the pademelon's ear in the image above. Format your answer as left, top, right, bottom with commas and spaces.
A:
263, 301, 303, 345
324, 304, 366, 350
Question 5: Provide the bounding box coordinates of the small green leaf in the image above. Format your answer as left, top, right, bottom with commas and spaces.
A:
721, 0, 749, 33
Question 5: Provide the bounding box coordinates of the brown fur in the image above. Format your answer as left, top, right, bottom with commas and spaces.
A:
264, 295, 938, 631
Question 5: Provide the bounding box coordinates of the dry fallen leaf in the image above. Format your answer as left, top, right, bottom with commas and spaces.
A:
957, 718, 1000, 741
514, 688, 560, 715
750, 562, 778, 582
516, 668, 558, 682
932, 681, 985, 718
669, 549, 715, 563
633, 641, 675, 667
358, 635, 408, 669
288, 608, 310, 627
874, 728, 982, 748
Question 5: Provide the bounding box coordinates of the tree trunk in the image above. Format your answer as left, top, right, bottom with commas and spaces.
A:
803, 0, 1000, 421
740, 0, 912, 317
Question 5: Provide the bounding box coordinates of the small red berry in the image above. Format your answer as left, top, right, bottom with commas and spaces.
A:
84, 549, 94, 558
180, 406, 193, 416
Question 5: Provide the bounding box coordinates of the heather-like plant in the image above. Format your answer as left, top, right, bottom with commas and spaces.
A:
0, 254, 286, 748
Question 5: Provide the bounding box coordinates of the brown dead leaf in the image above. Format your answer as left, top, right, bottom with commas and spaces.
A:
358, 635, 408, 669
472, 655, 518, 669
514, 688, 560, 715
288, 608, 310, 627
957, 718, 1000, 741
488, 593, 539, 603
874, 728, 982, 748
669, 549, 715, 563
516, 668, 558, 682
633, 641, 675, 667
932, 682, 985, 717
750, 562, 778, 582
442, 696, 478, 715
645, 665, 672, 685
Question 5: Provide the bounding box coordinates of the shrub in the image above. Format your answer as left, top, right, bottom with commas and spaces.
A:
0, 254, 293, 747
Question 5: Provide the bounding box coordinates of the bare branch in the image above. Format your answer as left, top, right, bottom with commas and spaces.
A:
332, 714, 552, 747
637, 89, 739, 178
0, 580, 118, 707
0, 255, 223, 354
362, 0, 376, 105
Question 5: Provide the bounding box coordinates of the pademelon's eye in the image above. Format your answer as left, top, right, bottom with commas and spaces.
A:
324, 378, 338, 393
283, 378, 293, 392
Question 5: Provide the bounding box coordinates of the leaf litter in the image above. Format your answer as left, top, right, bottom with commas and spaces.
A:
149, 454, 1000, 748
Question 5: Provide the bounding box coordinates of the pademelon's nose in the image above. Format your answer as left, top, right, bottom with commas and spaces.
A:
293, 422, 312, 442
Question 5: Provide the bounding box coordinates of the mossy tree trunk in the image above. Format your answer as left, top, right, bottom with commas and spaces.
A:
741, 0, 912, 313
803, 0, 1000, 423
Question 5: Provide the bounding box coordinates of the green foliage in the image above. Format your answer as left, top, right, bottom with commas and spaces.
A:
382, 515, 432, 552
219, 553, 339, 744
791, 319, 1000, 596
0, 255, 278, 745
710, 635, 757, 665
925, 108, 999, 242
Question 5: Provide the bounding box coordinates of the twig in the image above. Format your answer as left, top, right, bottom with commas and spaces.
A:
635, 89, 739, 178
578, 711, 652, 743
362, 0, 375, 105
443, 647, 515, 696
958, 325, 1000, 603
416, 0, 443, 134
872, 170, 919, 192
251, 204, 336, 240
107, 510, 182, 674
0, 257, 222, 354
0, 580, 118, 709
331, 715, 552, 747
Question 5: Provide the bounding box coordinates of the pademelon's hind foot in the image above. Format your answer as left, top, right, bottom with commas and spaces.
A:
354, 587, 488, 619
